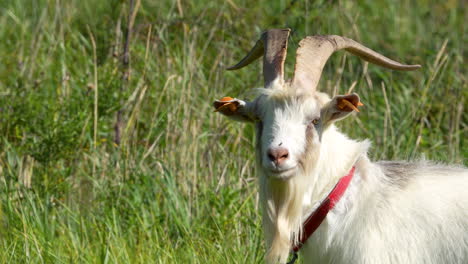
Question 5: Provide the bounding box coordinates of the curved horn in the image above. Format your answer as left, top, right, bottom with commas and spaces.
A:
227, 29, 291, 88
292, 35, 421, 91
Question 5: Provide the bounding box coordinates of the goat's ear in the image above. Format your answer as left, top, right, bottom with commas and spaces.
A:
320, 93, 363, 126
213, 97, 258, 123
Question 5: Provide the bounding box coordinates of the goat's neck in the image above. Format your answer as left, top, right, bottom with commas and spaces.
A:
304, 125, 370, 210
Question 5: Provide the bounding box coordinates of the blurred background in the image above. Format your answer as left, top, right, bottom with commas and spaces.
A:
0, 0, 466, 262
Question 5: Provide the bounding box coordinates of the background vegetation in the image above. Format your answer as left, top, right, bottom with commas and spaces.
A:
0, 0, 466, 263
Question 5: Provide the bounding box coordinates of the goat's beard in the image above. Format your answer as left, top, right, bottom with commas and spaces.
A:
261, 175, 305, 263
259, 150, 320, 264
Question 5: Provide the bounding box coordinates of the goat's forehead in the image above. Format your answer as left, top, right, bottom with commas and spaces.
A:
256, 92, 321, 117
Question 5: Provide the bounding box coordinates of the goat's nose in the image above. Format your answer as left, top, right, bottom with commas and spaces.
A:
267, 147, 289, 166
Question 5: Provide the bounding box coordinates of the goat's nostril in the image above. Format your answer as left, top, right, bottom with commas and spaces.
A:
267, 152, 276, 162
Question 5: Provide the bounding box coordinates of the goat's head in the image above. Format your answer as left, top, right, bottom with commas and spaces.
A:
215, 29, 420, 180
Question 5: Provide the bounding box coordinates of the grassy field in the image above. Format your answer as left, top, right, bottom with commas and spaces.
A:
0, 0, 466, 263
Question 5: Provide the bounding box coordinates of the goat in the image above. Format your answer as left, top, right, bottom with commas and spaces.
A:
213, 29, 468, 264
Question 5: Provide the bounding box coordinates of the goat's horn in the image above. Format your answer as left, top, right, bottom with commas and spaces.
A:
227, 29, 290, 88
292, 35, 421, 91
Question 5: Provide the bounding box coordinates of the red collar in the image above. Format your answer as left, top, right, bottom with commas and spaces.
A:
292, 166, 356, 253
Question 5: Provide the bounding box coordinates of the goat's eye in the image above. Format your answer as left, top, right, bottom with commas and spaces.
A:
312, 118, 320, 125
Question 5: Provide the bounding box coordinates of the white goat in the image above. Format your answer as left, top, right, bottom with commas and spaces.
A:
214, 29, 468, 264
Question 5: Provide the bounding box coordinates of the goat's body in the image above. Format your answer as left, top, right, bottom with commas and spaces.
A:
303, 160, 468, 263
291, 128, 468, 264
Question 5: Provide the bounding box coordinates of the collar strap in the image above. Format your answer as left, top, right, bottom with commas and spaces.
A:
292, 166, 356, 253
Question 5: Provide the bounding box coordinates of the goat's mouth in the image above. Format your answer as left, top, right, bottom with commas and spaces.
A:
267, 166, 297, 179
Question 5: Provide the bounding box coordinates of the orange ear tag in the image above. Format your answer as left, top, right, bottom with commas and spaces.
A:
338, 99, 364, 112
214, 102, 237, 112
214, 96, 238, 112
219, 97, 234, 102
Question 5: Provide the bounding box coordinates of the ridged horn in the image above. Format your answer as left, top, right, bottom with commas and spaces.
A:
292, 35, 421, 91
227, 29, 291, 88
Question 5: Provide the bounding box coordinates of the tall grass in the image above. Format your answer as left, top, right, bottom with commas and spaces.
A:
0, 0, 466, 263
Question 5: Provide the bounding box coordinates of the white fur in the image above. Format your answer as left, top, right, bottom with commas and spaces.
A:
245, 84, 468, 264
301, 147, 468, 264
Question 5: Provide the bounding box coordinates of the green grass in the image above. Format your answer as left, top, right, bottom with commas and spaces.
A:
0, 0, 466, 263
